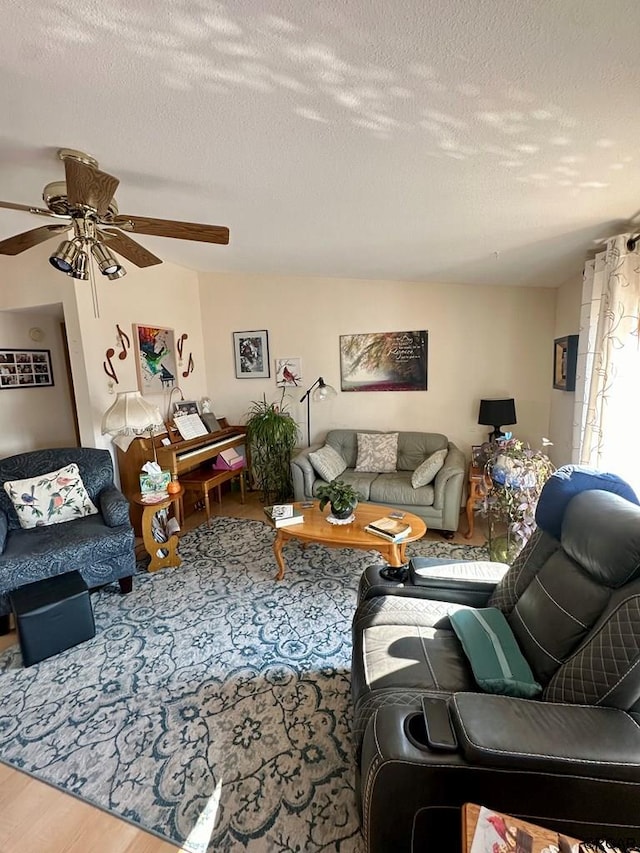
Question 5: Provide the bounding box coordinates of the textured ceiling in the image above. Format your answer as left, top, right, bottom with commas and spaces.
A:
0, 0, 639, 287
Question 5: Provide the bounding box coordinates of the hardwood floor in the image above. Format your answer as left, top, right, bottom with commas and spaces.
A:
0, 488, 488, 851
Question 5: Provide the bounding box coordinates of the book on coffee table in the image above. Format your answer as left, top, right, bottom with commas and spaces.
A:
365, 516, 412, 542
264, 506, 304, 528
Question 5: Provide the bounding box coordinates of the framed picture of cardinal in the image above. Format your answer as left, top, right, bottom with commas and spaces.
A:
275, 357, 302, 388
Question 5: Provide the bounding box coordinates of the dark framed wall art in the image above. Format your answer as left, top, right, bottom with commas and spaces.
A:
233, 330, 270, 379
0, 349, 54, 389
553, 334, 579, 391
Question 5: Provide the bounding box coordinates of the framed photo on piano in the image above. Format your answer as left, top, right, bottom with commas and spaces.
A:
233, 330, 270, 379
173, 400, 199, 416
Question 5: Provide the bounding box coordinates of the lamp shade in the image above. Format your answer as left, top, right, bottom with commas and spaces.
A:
478, 398, 517, 430
311, 377, 337, 402
101, 391, 165, 436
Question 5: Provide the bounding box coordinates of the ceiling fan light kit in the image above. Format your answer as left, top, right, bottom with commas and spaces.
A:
0, 148, 230, 281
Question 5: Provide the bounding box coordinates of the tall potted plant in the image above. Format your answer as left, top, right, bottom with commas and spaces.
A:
477, 437, 555, 562
245, 391, 300, 504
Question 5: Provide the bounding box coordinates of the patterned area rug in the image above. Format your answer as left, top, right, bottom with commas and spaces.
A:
0, 518, 487, 852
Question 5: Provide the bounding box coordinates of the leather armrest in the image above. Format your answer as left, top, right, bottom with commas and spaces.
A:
451, 692, 640, 782
99, 485, 131, 528
0, 510, 7, 554
408, 559, 507, 606
290, 445, 321, 499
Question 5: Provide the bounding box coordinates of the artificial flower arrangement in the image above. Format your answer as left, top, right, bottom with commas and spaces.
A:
476, 436, 555, 561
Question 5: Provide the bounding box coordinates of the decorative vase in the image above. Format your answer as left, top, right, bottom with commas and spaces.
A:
167, 475, 181, 494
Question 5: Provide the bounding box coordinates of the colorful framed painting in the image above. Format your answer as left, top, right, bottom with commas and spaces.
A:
275, 357, 302, 387
553, 334, 578, 391
133, 324, 178, 392
0, 349, 54, 389
339, 330, 428, 391
233, 330, 270, 379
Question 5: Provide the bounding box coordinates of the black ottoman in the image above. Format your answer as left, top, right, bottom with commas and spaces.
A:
9, 571, 96, 667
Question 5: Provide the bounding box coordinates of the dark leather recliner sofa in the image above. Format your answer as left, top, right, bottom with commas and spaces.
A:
351, 470, 640, 851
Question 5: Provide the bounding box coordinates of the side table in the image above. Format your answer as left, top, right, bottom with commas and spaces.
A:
465, 464, 490, 539
131, 487, 184, 572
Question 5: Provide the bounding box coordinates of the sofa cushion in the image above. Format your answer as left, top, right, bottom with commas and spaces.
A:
449, 607, 542, 698
355, 432, 398, 473
369, 471, 435, 507
0, 514, 133, 596
312, 470, 377, 501
308, 444, 347, 482
4, 463, 98, 530
411, 448, 448, 488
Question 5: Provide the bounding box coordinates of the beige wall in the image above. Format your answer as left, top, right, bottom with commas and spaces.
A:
0, 242, 208, 464
0, 245, 564, 465
199, 272, 557, 455
0, 308, 77, 456
549, 272, 583, 467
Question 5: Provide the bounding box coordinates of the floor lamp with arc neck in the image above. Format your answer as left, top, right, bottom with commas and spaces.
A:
299, 377, 337, 446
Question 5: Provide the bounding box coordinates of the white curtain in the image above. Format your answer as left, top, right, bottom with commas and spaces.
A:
572, 234, 640, 493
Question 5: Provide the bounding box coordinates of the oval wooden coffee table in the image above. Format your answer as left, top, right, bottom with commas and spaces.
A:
269, 501, 427, 581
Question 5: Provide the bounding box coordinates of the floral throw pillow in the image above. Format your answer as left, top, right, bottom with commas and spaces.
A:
309, 444, 347, 482
355, 433, 398, 473
4, 463, 98, 529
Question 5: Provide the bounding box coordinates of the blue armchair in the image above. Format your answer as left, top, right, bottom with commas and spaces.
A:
0, 447, 135, 630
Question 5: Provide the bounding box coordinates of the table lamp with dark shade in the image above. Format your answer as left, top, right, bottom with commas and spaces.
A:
478, 398, 517, 441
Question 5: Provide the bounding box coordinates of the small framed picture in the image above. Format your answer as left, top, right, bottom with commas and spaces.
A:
553, 335, 579, 391
275, 357, 302, 387
173, 400, 199, 416
471, 445, 483, 467
0, 349, 54, 389
233, 330, 270, 379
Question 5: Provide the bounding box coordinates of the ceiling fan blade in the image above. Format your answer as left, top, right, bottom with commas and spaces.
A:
65, 158, 120, 217
0, 224, 70, 255
0, 200, 59, 217
112, 214, 229, 245
100, 228, 163, 267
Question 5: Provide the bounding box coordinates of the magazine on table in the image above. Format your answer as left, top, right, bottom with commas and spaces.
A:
469, 806, 581, 853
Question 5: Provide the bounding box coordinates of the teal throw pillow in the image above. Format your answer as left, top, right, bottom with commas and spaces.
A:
449, 607, 542, 698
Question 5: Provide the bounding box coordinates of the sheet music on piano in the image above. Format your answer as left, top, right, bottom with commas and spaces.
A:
173, 414, 209, 441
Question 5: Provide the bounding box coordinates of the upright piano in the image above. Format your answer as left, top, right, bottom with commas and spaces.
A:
115, 418, 247, 535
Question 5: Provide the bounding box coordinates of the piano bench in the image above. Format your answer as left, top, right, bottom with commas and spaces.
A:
180, 467, 245, 523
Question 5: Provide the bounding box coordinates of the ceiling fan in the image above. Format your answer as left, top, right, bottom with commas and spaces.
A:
0, 148, 229, 280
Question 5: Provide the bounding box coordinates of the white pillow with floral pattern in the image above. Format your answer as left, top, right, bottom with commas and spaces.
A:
4, 463, 98, 529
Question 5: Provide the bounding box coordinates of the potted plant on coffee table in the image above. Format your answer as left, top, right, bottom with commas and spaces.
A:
316, 479, 362, 520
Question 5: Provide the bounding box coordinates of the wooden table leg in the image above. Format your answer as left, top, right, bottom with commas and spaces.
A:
239, 470, 245, 504
273, 531, 286, 580
465, 493, 475, 539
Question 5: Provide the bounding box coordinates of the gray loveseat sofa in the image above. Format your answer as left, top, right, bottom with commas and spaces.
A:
0, 447, 135, 630
351, 469, 640, 851
291, 429, 466, 534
